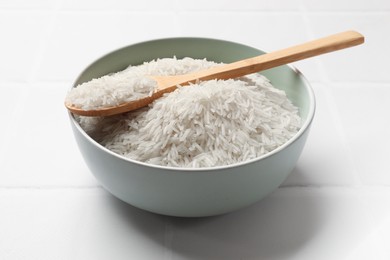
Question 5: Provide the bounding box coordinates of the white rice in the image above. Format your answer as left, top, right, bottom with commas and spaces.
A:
66, 57, 218, 110
75, 57, 301, 168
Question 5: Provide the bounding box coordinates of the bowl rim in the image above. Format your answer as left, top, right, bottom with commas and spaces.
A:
68, 37, 316, 172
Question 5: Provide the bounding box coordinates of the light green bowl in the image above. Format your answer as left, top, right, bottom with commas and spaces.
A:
69, 38, 315, 217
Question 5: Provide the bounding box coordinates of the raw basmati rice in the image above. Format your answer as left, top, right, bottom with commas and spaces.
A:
66, 57, 218, 110
75, 57, 301, 168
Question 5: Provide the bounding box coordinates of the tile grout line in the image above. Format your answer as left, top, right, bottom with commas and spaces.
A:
0, 0, 64, 169
29, 9, 390, 14
318, 74, 364, 187
27, 0, 63, 83
299, 0, 363, 188
298, 0, 324, 81
171, 0, 182, 37
163, 216, 174, 260
301, 9, 384, 234
0, 185, 102, 190
1, 184, 390, 191
2, 9, 390, 15
280, 184, 390, 189
0, 85, 30, 167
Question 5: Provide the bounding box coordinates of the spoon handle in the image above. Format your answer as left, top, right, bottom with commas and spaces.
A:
188, 30, 364, 81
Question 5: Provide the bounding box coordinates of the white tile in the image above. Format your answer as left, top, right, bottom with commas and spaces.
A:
36, 12, 178, 81
361, 188, 390, 221
0, 188, 166, 260
0, 84, 27, 162
331, 83, 390, 185
0, 12, 51, 81
61, 0, 175, 11
177, 12, 308, 52
1, 83, 98, 186
348, 188, 390, 260
345, 219, 390, 260
283, 83, 357, 186
307, 14, 390, 82
0, 0, 59, 9
293, 60, 323, 82
167, 188, 375, 260
302, 0, 390, 11
174, 11, 321, 80
175, 0, 301, 11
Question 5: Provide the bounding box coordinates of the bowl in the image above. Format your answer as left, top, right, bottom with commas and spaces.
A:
68, 37, 315, 217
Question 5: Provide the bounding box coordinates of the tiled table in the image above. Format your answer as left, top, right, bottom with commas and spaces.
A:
1, 1, 389, 259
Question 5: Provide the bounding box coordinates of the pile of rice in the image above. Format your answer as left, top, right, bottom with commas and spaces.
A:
72, 57, 301, 168
65, 57, 217, 110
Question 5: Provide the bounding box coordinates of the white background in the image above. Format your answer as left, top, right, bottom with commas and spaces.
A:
1, 0, 389, 259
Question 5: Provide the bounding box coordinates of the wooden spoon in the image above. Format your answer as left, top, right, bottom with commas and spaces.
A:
66, 30, 364, 117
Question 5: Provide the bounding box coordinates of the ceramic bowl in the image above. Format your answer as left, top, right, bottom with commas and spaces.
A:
69, 37, 315, 217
